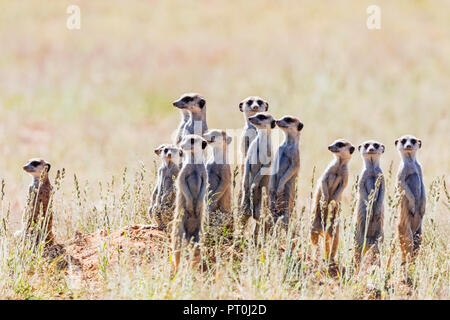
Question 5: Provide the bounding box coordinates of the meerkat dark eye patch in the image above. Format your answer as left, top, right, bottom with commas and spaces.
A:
30, 161, 41, 166
257, 114, 266, 120
364, 143, 370, 149
182, 96, 193, 103
373, 143, 380, 149
410, 139, 417, 145
257, 100, 263, 106
284, 118, 293, 123
401, 139, 407, 145
247, 100, 254, 106
336, 142, 344, 148
164, 148, 169, 153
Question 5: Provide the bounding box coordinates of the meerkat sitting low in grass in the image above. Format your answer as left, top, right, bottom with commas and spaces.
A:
268, 116, 303, 228
172, 134, 208, 269
395, 134, 426, 264
354, 140, 385, 269
240, 112, 276, 233
148, 144, 183, 230
21, 159, 54, 245
311, 139, 355, 263
203, 129, 233, 235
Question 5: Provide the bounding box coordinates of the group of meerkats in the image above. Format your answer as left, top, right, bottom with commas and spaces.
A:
19, 92, 426, 273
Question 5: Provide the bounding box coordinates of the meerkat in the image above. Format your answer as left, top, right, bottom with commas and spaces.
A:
174, 109, 190, 145
354, 140, 385, 268
395, 134, 426, 264
240, 112, 276, 230
173, 93, 208, 138
203, 129, 233, 233
268, 116, 303, 227
311, 139, 355, 262
22, 158, 54, 244
148, 143, 183, 230
172, 134, 208, 269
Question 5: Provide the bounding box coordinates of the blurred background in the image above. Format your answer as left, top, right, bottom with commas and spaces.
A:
0, 0, 448, 228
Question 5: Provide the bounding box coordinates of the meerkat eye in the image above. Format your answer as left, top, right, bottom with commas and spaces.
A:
336, 142, 344, 148
164, 148, 168, 153
257, 114, 266, 120
182, 96, 193, 103
30, 161, 40, 166
364, 143, 370, 149
373, 143, 380, 149
285, 118, 293, 123
401, 138, 407, 145
247, 100, 254, 105
257, 100, 263, 106
410, 139, 417, 145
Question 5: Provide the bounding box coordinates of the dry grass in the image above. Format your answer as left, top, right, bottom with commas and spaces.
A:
0, 0, 448, 299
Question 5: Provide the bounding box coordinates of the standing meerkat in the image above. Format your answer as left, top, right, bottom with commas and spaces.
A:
174, 109, 190, 145
354, 140, 385, 268
203, 129, 233, 233
311, 139, 355, 262
173, 134, 208, 269
240, 112, 276, 230
148, 144, 183, 230
395, 134, 426, 264
268, 116, 303, 227
22, 159, 54, 244
173, 93, 208, 138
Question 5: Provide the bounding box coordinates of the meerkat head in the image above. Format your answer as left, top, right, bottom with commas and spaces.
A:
173, 93, 206, 114
239, 96, 269, 117
203, 129, 232, 148
155, 144, 183, 165
179, 134, 208, 154
328, 139, 355, 159
358, 140, 385, 161
395, 134, 421, 156
247, 112, 276, 130
275, 116, 303, 134
23, 158, 51, 178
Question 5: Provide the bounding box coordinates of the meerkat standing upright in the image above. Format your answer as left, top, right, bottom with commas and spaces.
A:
203, 129, 233, 233
354, 140, 385, 269
174, 109, 190, 145
22, 159, 54, 244
148, 144, 183, 230
173, 93, 208, 138
268, 116, 303, 227
395, 135, 426, 264
172, 134, 208, 268
311, 139, 355, 263
240, 112, 276, 231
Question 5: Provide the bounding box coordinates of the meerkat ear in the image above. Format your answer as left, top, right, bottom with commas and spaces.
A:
265, 103, 269, 111
271, 120, 276, 129
199, 99, 205, 108
45, 163, 51, 172
297, 122, 304, 131
358, 145, 362, 151
239, 102, 243, 112
154, 148, 162, 155
418, 140, 422, 148
226, 136, 232, 144
349, 146, 355, 154
381, 145, 385, 153
395, 139, 399, 146
202, 140, 207, 150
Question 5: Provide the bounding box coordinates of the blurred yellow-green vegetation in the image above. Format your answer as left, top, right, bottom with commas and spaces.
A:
0, 0, 448, 299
